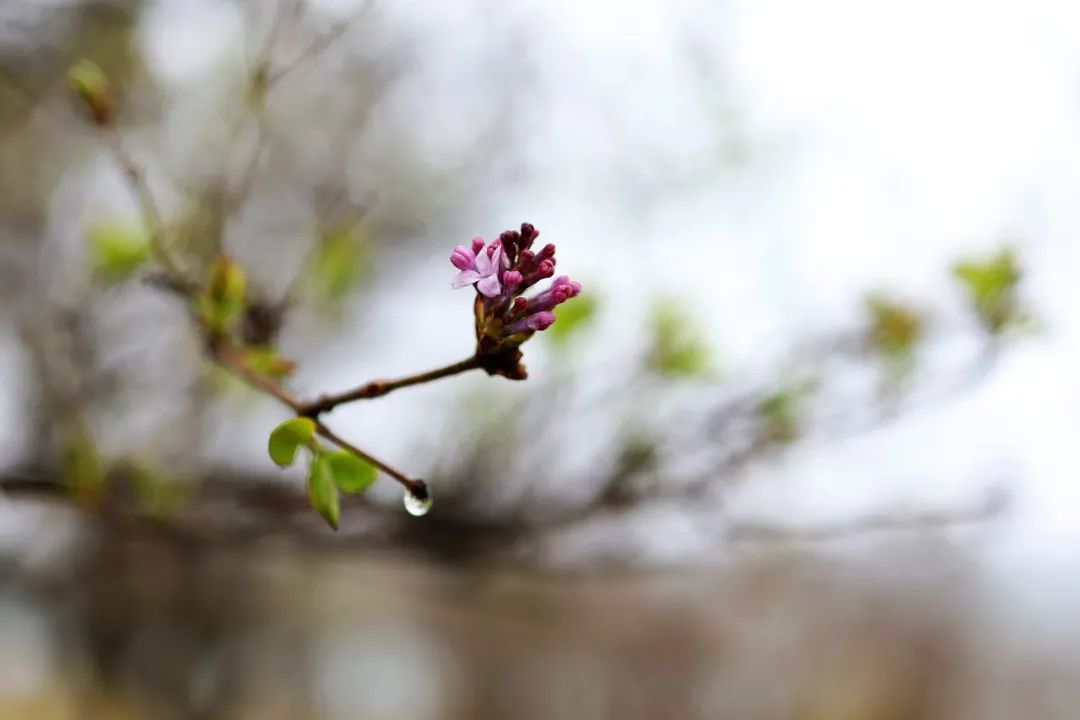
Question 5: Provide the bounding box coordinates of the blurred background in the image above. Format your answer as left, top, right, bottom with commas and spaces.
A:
1, 0, 1079, 717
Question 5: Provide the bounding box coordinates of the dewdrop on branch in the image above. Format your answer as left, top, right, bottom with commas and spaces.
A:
403, 482, 433, 517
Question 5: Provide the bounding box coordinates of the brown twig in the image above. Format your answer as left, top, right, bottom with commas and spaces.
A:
211, 343, 424, 494
301, 355, 483, 416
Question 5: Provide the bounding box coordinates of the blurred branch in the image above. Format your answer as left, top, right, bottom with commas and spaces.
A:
726, 485, 1009, 544
99, 127, 189, 282
264, 2, 370, 89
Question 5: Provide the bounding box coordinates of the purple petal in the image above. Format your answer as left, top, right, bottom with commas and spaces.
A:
475, 246, 494, 275
477, 273, 502, 297
452, 269, 481, 289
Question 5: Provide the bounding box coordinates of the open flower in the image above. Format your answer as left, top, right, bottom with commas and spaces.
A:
450, 239, 504, 298
449, 223, 582, 378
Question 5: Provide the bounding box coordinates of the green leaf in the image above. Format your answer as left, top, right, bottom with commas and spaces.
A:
87, 222, 151, 282
324, 450, 377, 494
647, 298, 712, 378
308, 455, 341, 530
197, 255, 247, 333
268, 417, 316, 467
548, 292, 598, 344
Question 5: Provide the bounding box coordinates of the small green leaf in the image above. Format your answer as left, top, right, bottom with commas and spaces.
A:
268, 417, 316, 467
308, 455, 340, 530
548, 292, 598, 344
324, 450, 377, 494
87, 222, 151, 282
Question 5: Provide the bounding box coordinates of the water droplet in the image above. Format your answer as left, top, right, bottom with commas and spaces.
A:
403, 483, 432, 517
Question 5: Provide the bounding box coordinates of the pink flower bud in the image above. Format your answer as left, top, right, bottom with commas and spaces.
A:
450, 245, 476, 270
504, 310, 557, 335
520, 223, 539, 244
503, 270, 523, 293
527, 311, 556, 331
471, 236, 485, 254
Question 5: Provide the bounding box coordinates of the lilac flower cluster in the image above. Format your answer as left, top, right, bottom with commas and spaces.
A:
451, 223, 580, 350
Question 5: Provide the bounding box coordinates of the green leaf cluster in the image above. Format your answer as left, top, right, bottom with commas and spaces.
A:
268, 417, 377, 530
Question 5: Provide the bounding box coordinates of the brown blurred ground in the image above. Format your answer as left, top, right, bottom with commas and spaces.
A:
1, 513, 1075, 720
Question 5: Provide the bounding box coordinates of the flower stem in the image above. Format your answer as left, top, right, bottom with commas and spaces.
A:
301, 355, 482, 416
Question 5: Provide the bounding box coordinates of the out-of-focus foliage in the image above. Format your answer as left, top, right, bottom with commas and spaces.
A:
128, 460, 195, 518
953, 247, 1023, 333
307, 222, 372, 307
757, 386, 803, 445
647, 297, 712, 378
197, 255, 247, 334
60, 434, 105, 505
865, 294, 923, 361
67, 59, 112, 125
547, 290, 598, 344
86, 221, 151, 282
242, 345, 297, 380
268, 417, 316, 468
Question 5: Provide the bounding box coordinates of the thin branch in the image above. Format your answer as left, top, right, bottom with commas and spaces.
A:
211, 343, 425, 494
100, 129, 189, 283
312, 420, 425, 496
301, 355, 483, 415
264, 3, 369, 88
